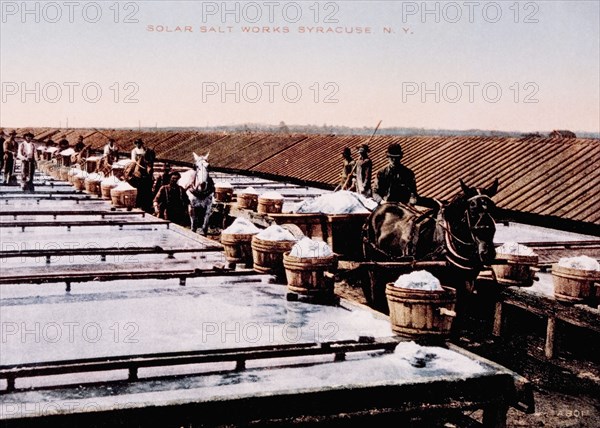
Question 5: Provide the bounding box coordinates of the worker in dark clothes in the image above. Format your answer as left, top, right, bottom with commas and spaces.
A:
153, 171, 190, 225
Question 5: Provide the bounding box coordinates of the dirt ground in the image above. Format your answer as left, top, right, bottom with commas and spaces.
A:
334, 281, 600, 428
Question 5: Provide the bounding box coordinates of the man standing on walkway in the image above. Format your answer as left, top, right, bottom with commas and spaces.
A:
18, 132, 37, 192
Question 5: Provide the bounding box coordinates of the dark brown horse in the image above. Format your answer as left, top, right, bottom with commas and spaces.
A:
363, 179, 499, 313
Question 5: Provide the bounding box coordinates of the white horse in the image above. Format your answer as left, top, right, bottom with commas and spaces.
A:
178, 153, 214, 235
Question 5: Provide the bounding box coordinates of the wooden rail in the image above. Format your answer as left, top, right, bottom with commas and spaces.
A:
0, 245, 222, 263
0, 210, 146, 220
0, 337, 400, 393
0, 219, 169, 230
0, 266, 260, 289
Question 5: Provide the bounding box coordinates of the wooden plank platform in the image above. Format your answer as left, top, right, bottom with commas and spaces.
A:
0, 219, 169, 229
0, 210, 147, 219
0, 245, 223, 261
490, 284, 600, 359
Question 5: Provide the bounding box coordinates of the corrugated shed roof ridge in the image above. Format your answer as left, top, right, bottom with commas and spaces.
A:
11, 128, 600, 226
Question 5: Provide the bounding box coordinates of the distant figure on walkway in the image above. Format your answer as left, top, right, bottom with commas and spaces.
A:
339, 147, 356, 191
103, 138, 119, 164
3, 130, 18, 185
355, 144, 372, 197
153, 171, 190, 225
18, 132, 37, 192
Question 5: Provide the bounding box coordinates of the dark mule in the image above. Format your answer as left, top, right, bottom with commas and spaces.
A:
363, 179, 499, 314
123, 148, 156, 212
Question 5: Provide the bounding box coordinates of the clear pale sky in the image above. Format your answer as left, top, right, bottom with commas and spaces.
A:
1, 1, 599, 132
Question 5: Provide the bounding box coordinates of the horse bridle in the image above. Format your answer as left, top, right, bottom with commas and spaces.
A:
439, 192, 495, 270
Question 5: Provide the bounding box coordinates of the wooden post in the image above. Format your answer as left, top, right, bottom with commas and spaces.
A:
493, 301, 503, 337
545, 317, 556, 359
482, 402, 508, 428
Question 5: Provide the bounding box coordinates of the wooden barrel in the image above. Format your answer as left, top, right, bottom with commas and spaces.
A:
67, 167, 79, 184
46, 163, 59, 179
385, 284, 457, 339
221, 233, 256, 267
72, 174, 87, 191
214, 187, 234, 203
111, 188, 137, 209
237, 193, 259, 211
492, 253, 539, 287
257, 197, 283, 214
552, 264, 600, 304
84, 177, 103, 197
283, 253, 337, 297
251, 236, 295, 276
101, 179, 119, 200
59, 166, 71, 182
85, 157, 100, 173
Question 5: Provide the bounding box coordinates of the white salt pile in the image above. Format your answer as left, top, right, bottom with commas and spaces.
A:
113, 159, 133, 168
289, 237, 333, 258
86, 173, 104, 181
113, 181, 137, 191
293, 191, 377, 214
558, 255, 600, 271
496, 242, 537, 256
394, 341, 485, 375
223, 218, 261, 235
240, 186, 259, 195
256, 225, 297, 242
46, 147, 58, 153
75, 170, 88, 179
101, 175, 121, 186
60, 148, 75, 156
393, 270, 443, 291
260, 191, 284, 200
86, 156, 101, 162
215, 182, 233, 188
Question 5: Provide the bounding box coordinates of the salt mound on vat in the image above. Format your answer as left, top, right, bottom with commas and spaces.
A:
113, 181, 137, 191
60, 148, 75, 156
101, 175, 121, 186
86, 173, 104, 181
113, 159, 133, 168
496, 242, 537, 256
293, 191, 376, 214
215, 182, 233, 188
558, 255, 600, 271
240, 186, 259, 195
261, 191, 284, 200
393, 270, 443, 291
75, 170, 88, 178
223, 218, 261, 234
394, 341, 485, 374
256, 225, 297, 242
289, 237, 333, 258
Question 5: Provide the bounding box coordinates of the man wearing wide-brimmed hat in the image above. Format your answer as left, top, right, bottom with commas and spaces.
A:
3, 130, 18, 184
17, 132, 37, 192
373, 143, 417, 204
355, 144, 372, 197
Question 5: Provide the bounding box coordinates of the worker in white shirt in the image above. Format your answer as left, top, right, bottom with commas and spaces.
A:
17, 132, 37, 192
131, 139, 146, 162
